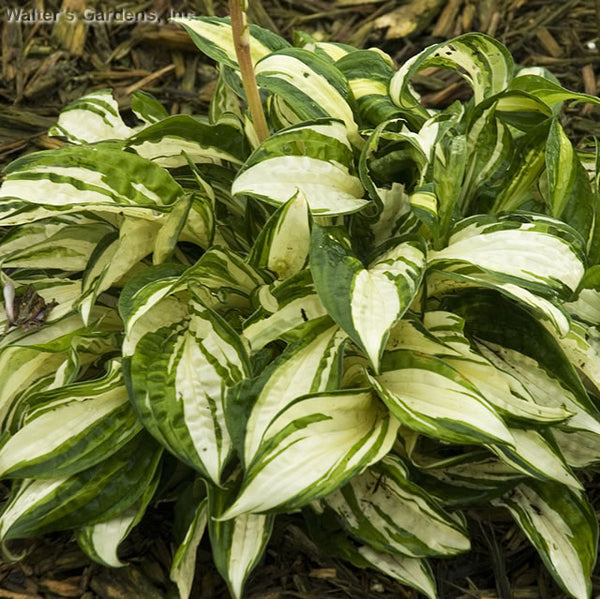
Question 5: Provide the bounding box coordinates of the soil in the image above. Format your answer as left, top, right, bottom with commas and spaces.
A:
0, 1, 599, 597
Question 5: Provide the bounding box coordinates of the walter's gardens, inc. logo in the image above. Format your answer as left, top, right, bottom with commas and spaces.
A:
4, 7, 196, 24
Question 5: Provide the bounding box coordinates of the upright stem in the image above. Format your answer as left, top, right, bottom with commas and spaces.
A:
228, 0, 269, 143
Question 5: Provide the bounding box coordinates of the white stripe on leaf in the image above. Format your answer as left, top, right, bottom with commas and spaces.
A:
223, 390, 398, 519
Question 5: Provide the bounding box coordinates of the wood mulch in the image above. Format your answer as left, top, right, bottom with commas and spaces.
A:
1, 0, 600, 597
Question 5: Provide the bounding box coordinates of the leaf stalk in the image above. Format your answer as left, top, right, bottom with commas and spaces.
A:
228, 0, 270, 142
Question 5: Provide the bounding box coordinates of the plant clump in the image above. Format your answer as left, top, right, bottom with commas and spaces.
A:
0, 15, 599, 599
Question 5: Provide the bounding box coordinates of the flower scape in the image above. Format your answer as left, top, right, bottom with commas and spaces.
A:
0, 14, 599, 599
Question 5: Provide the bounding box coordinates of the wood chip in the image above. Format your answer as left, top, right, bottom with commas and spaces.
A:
51, 0, 88, 56
134, 26, 198, 52
374, 0, 445, 39
486, 11, 500, 37
2, 21, 20, 82
33, 135, 67, 150
418, 66, 442, 78
0, 591, 43, 599
38, 578, 81, 598
421, 80, 471, 108
120, 64, 176, 96
23, 52, 66, 99
535, 27, 563, 58
309, 568, 337, 579
582, 64, 597, 96
582, 64, 597, 115
461, 2, 477, 31
172, 50, 185, 79
335, 0, 387, 5
89, 567, 164, 599
432, 0, 463, 37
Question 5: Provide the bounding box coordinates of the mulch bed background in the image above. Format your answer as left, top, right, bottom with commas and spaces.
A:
1, 1, 600, 597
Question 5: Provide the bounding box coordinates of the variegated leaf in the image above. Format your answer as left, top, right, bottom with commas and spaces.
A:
492, 89, 553, 130
1, 277, 85, 336
209, 69, 243, 123
434, 136, 469, 244
336, 50, 401, 126
567, 266, 600, 325
385, 317, 457, 357
221, 388, 399, 519
353, 183, 419, 256
231, 317, 346, 465
490, 121, 549, 212
0, 432, 162, 540
255, 48, 359, 142
459, 100, 515, 212
294, 31, 355, 62
428, 213, 585, 299
550, 320, 600, 396
0, 217, 115, 272
130, 90, 169, 125
126, 115, 249, 168
0, 360, 141, 479
77, 508, 139, 568
0, 302, 119, 358
153, 193, 194, 263
170, 480, 208, 599
391, 318, 569, 423
128, 288, 250, 484
208, 479, 274, 599
305, 507, 436, 599
311, 226, 426, 371
154, 188, 214, 261
427, 269, 571, 337
390, 33, 513, 116
0, 340, 75, 427
371, 349, 513, 446
48, 90, 134, 144
184, 246, 268, 312
358, 118, 429, 209
447, 350, 572, 423
0, 143, 183, 225
120, 264, 188, 358
247, 192, 310, 279
410, 312, 573, 423
180, 193, 215, 250
121, 253, 261, 369
79, 217, 160, 324
409, 452, 523, 506
232, 119, 368, 215
553, 429, 600, 468
546, 118, 582, 219
321, 454, 470, 557
565, 287, 600, 325
265, 94, 301, 131
0, 215, 88, 257
490, 427, 582, 490
477, 339, 600, 436
509, 73, 600, 109
356, 546, 436, 599
172, 16, 289, 70
545, 118, 596, 250
493, 480, 597, 599
443, 292, 600, 432
242, 270, 328, 351
409, 184, 438, 231
77, 461, 162, 568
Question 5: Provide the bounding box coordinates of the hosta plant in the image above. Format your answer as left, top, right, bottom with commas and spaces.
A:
1, 12, 600, 599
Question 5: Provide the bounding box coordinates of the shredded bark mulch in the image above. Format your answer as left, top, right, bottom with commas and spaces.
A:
1, 1, 600, 597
